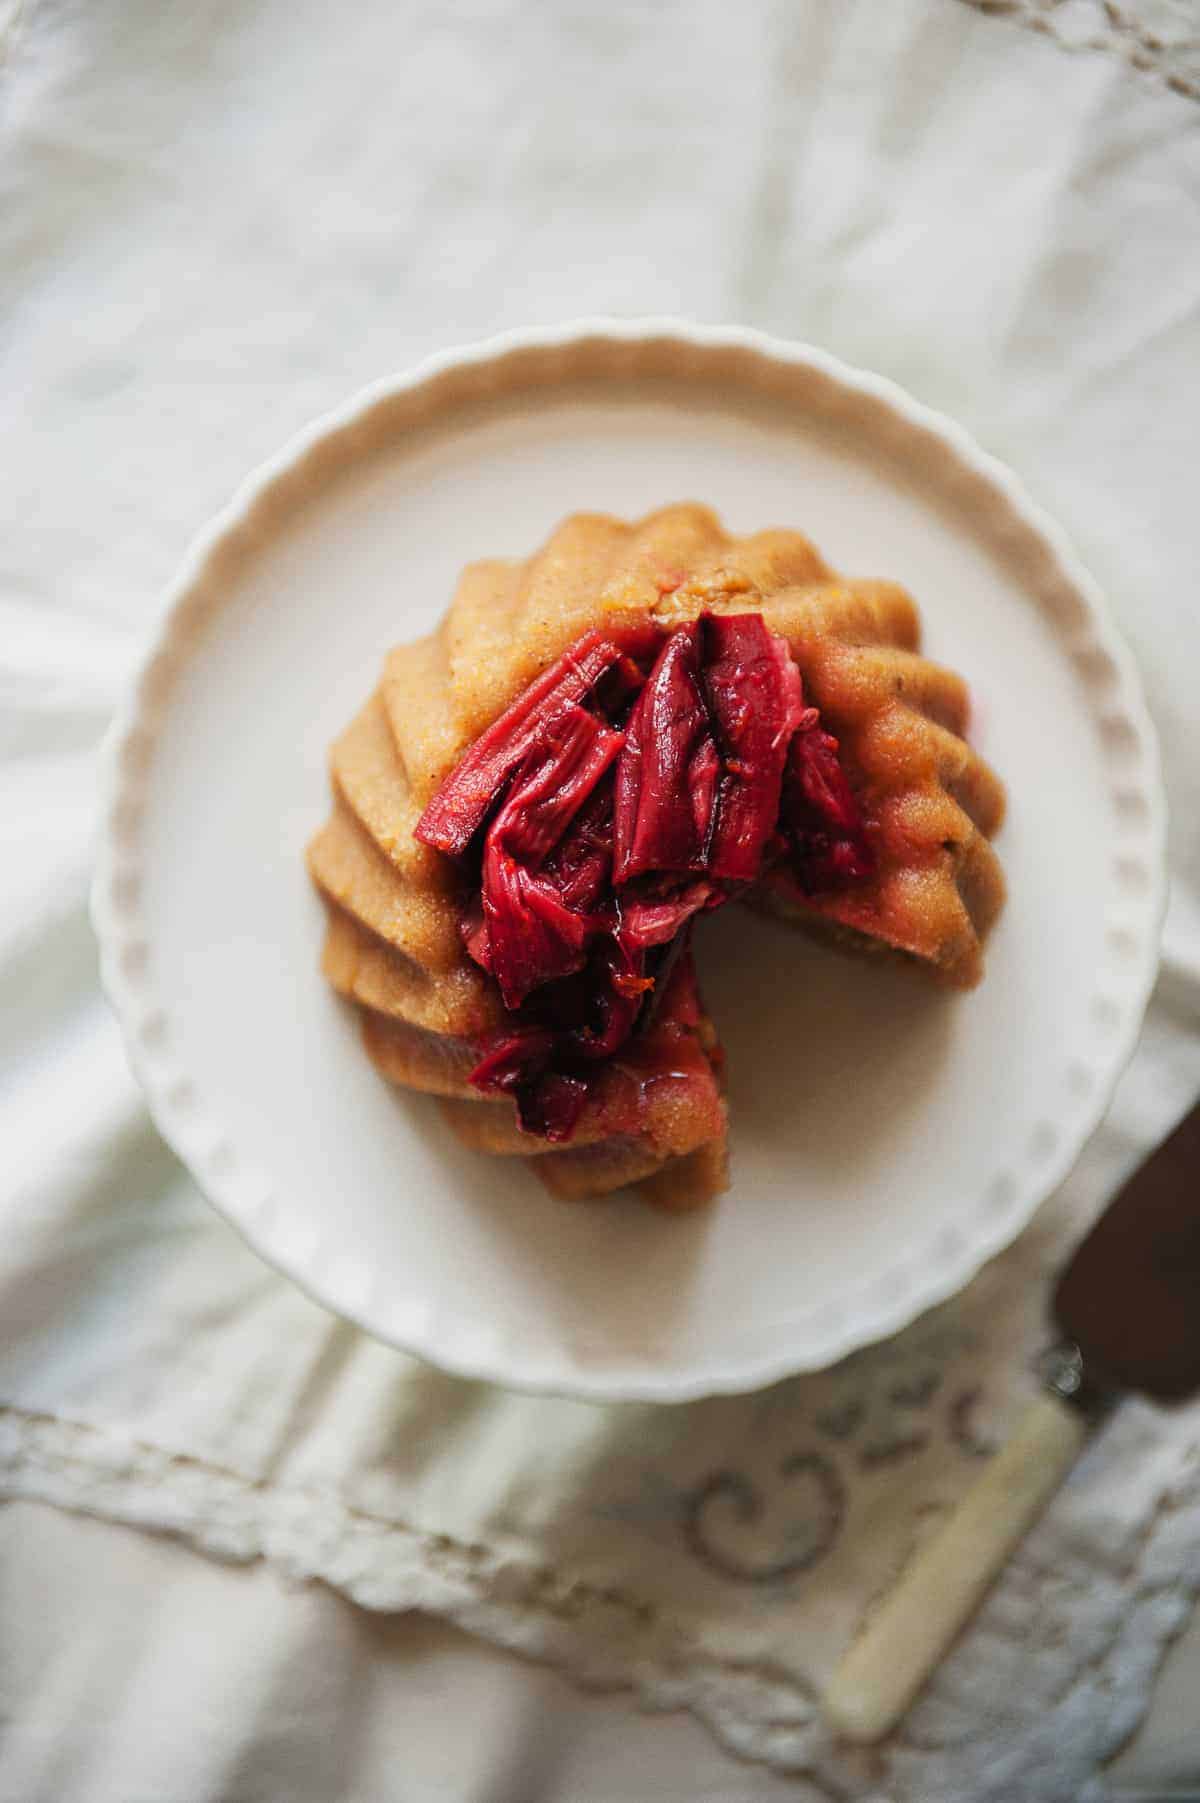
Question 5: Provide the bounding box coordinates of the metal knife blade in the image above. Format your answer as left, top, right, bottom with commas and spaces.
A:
1054, 1099, 1200, 1404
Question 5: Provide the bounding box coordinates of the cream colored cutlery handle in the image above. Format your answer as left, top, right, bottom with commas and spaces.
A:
823, 1393, 1089, 1744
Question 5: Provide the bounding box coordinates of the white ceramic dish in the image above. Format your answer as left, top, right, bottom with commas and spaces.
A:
93, 320, 1165, 1402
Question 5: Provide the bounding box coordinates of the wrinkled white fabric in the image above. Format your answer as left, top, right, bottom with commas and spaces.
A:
2, 1, 1199, 1798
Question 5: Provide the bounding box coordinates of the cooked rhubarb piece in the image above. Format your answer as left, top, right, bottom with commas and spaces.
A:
784, 712, 875, 890
541, 786, 614, 915
616, 880, 716, 952
702, 613, 805, 882
469, 1022, 588, 1141
477, 703, 623, 1008
611, 624, 719, 885
470, 937, 656, 1139
415, 631, 637, 859
410, 613, 874, 1145
469, 935, 717, 1145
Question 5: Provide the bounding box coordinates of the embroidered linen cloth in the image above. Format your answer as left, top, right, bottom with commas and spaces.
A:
2, 0, 1199, 1795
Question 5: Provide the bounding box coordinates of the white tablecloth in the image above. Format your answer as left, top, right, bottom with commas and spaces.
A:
3, 1, 1200, 1798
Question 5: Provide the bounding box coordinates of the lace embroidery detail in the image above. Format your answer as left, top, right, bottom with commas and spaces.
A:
3, 1402, 1199, 1797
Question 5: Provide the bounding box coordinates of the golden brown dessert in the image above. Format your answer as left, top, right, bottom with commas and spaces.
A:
308, 504, 1005, 1208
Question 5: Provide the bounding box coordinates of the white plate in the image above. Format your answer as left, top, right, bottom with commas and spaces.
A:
93, 320, 1165, 1402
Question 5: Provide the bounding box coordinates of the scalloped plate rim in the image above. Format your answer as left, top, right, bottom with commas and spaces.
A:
91, 316, 1167, 1403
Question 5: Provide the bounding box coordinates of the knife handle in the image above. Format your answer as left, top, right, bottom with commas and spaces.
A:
823, 1393, 1088, 1744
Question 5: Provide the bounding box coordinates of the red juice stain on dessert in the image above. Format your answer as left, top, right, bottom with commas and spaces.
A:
416, 618, 872, 1142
